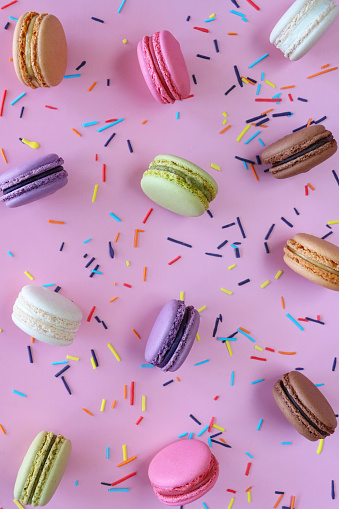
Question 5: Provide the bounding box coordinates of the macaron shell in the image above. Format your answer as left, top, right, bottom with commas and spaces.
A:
31, 14, 67, 87
156, 30, 190, 100
137, 37, 172, 104
164, 307, 200, 372
0, 154, 64, 188
293, 233, 339, 264
284, 252, 339, 290
12, 12, 39, 88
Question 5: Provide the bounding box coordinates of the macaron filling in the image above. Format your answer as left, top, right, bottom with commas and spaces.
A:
280, 381, 328, 436
158, 307, 191, 368
271, 134, 333, 168
286, 245, 339, 276
2, 166, 64, 195
147, 35, 176, 102
25, 15, 38, 78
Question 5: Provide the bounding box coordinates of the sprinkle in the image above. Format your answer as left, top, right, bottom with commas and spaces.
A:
248, 53, 268, 68
48, 220, 64, 224
281, 217, 293, 227
123, 283, 132, 288
163, 380, 174, 386
210, 163, 221, 171
297, 97, 308, 102
260, 280, 270, 289
10, 92, 26, 106
142, 207, 153, 224
275, 270, 283, 279
245, 0, 260, 9
193, 26, 209, 32
104, 132, 116, 147
305, 316, 325, 325
250, 356, 266, 361
236, 124, 251, 142
220, 125, 232, 134
307, 67, 338, 79
61, 376, 72, 395
108, 488, 129, 492
221, 288, 233, 295
238, 279, 250, 286
111, 472, 137, 487
226, 341, 233, 356
66, 355, 79, 361
286, 313, 304, 331
225, 85, 236, 95
19, 106, 25, 118
317, 439, 324, 454
205, 252, 222, 257
246, 114, 267, 124
107, 343, 121, 361
101, 399, 106, 412
55, 365, 70, 377
13, 501, 25, 509
190, 414, 201, 426
168, 255, 181, 265
255, 98, 280, 102
256, 83, 261, 95
274, 494, 284, 508
0, 90, 7, 117
194, 359, 210, 366
244, 130, 261, 144
214, 39, 219, 52
251, 379, 264, 384
217, 240, 228, 249
265, 224, 275, 240
281, 441, 291, 445
97, 118, 124, 132
24, 271, 34, 280
238, 329, 255, 342
90, 357, 97, 369
258, 138, 265, 146
322, 231, 333, 240
109, 212, 121, 222
278, 351, 296, 355
196, 54, 210, 60
1, 147, 7, 163
257, 419, 263, 431
167, 237, 192, 248
332, 357, 337, 371
143, 267, 147, 282
332, 480, 335, 499
234, 65, 243, 87
117, 0, 127, 13
127, 139, 133, 153
91, 17, 104, 23
202, 504, 209, 509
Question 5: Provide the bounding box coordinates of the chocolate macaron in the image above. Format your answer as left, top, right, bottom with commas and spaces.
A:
284, 233, 339, 291
262, 125, 337, 178
273, 371, 337, 441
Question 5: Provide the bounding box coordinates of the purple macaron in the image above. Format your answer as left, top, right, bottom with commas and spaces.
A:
0, 153, 68, 207
145, 299, 200, 372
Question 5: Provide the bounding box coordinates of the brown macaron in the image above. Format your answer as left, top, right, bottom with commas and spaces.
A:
262, 125, 337, 179
273, 371, 337, 441
13, 12, 67, 89
284, 233, 339, 291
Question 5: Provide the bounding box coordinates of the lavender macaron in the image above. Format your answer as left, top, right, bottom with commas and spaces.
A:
145, 299, 200, 372
0, 153, 68, 207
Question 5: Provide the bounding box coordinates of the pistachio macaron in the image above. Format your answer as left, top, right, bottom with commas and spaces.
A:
141, 155, 218, 216
284, 233, 339, 290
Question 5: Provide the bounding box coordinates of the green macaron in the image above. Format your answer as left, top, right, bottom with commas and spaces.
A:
141, 154, 218, 216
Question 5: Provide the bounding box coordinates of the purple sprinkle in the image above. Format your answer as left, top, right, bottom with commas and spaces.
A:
234, 65, 243, 87
265, 223, 275, 240
225, 84, 236, 95
197, 54, 210, 60
127, 139, 133, 153
61, 376, 72, 395
281, 217, 293, 228
206, 209, 213, 218
192, 74, 197, 84
238, 279, 250, 286
55, 365, 70, 377
264, 242, 269, 254
104, 132, 116, 147
322, 231, 333, 240
163, 380, 174, 386
332, 357, 337, 371
76, 61, 86, 71
236, 217, 246, 238
332, 170, 339, 186
59, 242, 64, 252
85, 257, 95, 268
27, 345, 33, 363
217, 240, 228, 249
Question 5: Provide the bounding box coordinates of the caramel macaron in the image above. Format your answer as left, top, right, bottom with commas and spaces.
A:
262, 125, 337, 179
13, 12, 67, 89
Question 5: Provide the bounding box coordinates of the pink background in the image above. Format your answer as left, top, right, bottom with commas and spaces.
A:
1, 0, 339, 508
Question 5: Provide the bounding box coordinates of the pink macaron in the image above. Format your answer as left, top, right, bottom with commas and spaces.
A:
137, 30, 190, 104
148, 439, 219, 506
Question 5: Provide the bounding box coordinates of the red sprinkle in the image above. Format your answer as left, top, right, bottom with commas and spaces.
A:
298, 318, 308, 322
0, 89, 7, 117
245, 462, 252, 476
183, 94, 194, 100
111, 472, 137, 487
1, 0, 17, 8
130, 381, 134, 405
105, 118, 119, 123
102, 163, 106, 183
136, 416, 143, 425
214, 395, 219, 400
45, 105, 58, 110
265, 347, 275, 352
95, 153, 98, 161
317, 315, 321, 321
193, 26, 209, 33
288, 93, 293, 101
227, 489, 237, 493
123, 283, 132, 288
168, 255, 181, 265
250, 356, 267, 361
87, 306, 96, 322
208, 416, 215, 432
245, 0, 260, 10
142, 207, 153, 224
305, 185, 309, 196
255, 98, 281, 102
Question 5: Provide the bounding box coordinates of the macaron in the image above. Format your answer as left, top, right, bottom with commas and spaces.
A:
0, 153, 68, 208
141, 155, 218, 216
13, 12, 67, 88
148, 439, 219, 505
12, 285, 83, 346
145, 299, 200, 372
262, 125, 337, 179
137, 30, 190, 104
14, 431, 71, 506
284, 233, 339, 290
270, 0, 339, 61
273, 371, 337, 441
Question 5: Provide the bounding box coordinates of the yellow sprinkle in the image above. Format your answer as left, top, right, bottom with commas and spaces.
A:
242, 77, 249, 84
327, 220, 339, 225
13, 500, 25, 509
122, 444, 127, 461
226, 340, 233, 356
209, 13, 215, 18
92, 184, 98, 203
228, 264, 236, 270
197, 306, 206, 312
21, 138, 40, 149
212, 424, 225, 431
24, 271, 34, 280
0, 329, 2, 332
142, 395, 146, 412
222, 112, 228, 117
254, 345, 263, 351
265, 79, 276, 88
180, 291, 184, 301
100, 399, 106, 412
275, 270, 283, 279
122, 38, 128, 43
228, 497, 235, 509
210, 163, 221, 171
196, 332, 201, 341
90, 357, 97, 369
107, 343, 121, 361
126, 260, 130, 266
221, 288, 233, 295
71, 128, 81, 136
317, 438, 324, 454
260, 280, 270, 289
236, 124, 251, 142
67, 355, 80, 361
222, 118, 228, 125
247, 490, 252, 503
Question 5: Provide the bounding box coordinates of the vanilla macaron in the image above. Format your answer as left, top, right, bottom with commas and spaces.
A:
12, 285, 82, 346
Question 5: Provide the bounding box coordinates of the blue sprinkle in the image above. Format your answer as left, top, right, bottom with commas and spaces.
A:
41, 284, 54, 287
140, 364, 154, 367
332, 357, 337, 371
176, 112, 179, 120
295, 367, 304, 370
7, 251, 13, 257
83, 254, 88, 258
243, 160, 248, 169
244, 131, 261, 144
212, 317, 220, 337
225, 84, 236, 95
256, 117, 269, 126
102, 321, 108, 329
249, 53, 268, 68
211, 439, 231, 448
167, 237, 192, 248
213, 39, 219, 53
54, 286, 61, 293
294, 207, 300, 215
13, 390, 26, 397
109, 212, 121, 222
109, 488, 130, 492
9, 16, 18, 21
265, 224, 275, 240
206, 209, 213, 218
217, 337, 237, 341
83, 238, 91, 244
272, 112, 292, 117
205, 252, 222, 257
230, 370, 234, 386
272, 93, 282, 99
231, 0, 240, 6
94, 316, 101, 323
322, 231, 333, 240
256, 155, 261, 165
210, 432, 222, 438
251, 379, 264, 385
197, 425, 209, 437
246, 114, 266, 123
98, 118, 123, 132
194, 359, 210, 366
82, 121, 98, 127
104, 132, 116, 147
186, 15, 191, 21
238, 329, 255, 342
247, 76, 257, 84
61, 376, 72, 395
222, 222, 236, 229
109, 241, 114, 258
75, 480, 78, 486
127, 139, 133, 152
117, 0, 127, 13
91, 349, 99, 367
91, 17, 104, 23
85, 257, 95, 268
55, 365, 70, 377
196, 54, 211, 60
245, 452, 253, 458
51, 361, 68, 365
305, 317, 325, 325
90, 264, 99, 278
235, 156, 255, 164
63, 74, 81, 79
208, 437, 212, 448
257, 419, 263, 430
202, 503, 209, 509
19, 106, 24, 118
4, 22, 10, 29
315, 383, 324, 387
261, 72, 264, 81
332, 480, 335, 500
238, 279, 250, 286
10, 92, 26, 106
258, 138, 265, 146
234, 65, 243, 87
192, 74, 197, 84
281, 442, 291, 445
217, 240, 228, 249
286, 313, 304, 331
178, 432, 188, 438
264, 242, 269, 254
27, 345, 33, 364
106, 446, 109, 459
281, 217, 293, 227
314, 115, 327, 124
107, 79, 110, 86
189, 432, 194, 439
190, 414, 201, 425
76, 61, 86, 70
163, 380, 174, 386
236, 216, 246, 238
297, 97, 308, 102
235, 247, 240, 258
256, 83, 261, 95
59, 242, 64, 251
275, 491, 285, 495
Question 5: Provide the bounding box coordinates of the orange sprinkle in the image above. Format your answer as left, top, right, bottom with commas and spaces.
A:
117, 456, 137, 467
48, 220, 64, 224
142, 120, 147, 124
88, 81, 97, 92
134, 229, 144, 247
281, 296, 285, 309
306, 118, 312, 127
219, 124, 232, 134
115, 232, 120, 242
72, 128, 81, 136
1, 147, 7, 163
9, 57, 13, 61
143, 266, 147, 282
176, 376, 180, 381
278, 351, 296, 355
274, 494, 284, 508
291, 496, 295, 509
308, 183, 315, 191
228, 32, 238, 35
245, 486, 253, 492
280, 85, 295, 89
112, 399, 117, 408
31, 337, 35, 343
220, 438, 227, 444
109, 297, 118, 302
239, 327, 251, 334
307, 67, 338, 78
82, 408, 94, 416
250, 163, 259, 181
261, 108, 274, 115
132, 329, 140, 339
0, 424, 6, 434
321, 64, 330, 69
247, 78, 256, 85
124, 385, 127, 399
